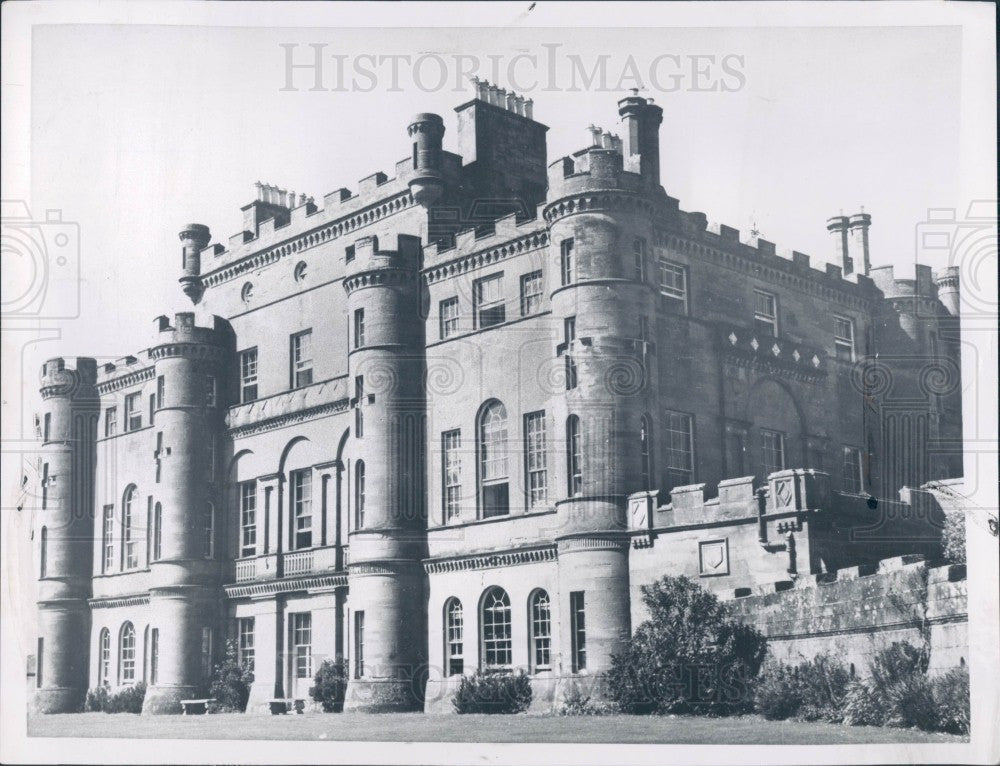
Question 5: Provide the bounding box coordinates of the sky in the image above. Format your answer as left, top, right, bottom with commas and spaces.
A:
26, 23, 963, 367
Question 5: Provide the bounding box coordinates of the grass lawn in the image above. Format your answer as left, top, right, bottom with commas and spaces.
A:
28, 712, 967, 745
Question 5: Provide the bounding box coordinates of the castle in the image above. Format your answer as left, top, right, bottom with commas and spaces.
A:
30, 82, 965, 715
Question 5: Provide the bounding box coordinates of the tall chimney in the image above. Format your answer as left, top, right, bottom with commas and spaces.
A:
848, 212, 872, 276
618, 91, 663, 188
827, 215, 851, 275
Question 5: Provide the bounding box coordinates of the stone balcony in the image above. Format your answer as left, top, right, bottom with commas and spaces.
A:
230, 544, 348, 584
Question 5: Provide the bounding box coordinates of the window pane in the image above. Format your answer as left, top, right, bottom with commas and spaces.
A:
481, 587, 512, 669
520, 271, 543, 316
531, 591, 551, 671
524, 412, 548, 508
292, 470, 312, 549
664, 411, 694, 489
440, 297, 459, 339
240, 482, 256, 556
442, 430, 462, 521
446, 599, 464, 676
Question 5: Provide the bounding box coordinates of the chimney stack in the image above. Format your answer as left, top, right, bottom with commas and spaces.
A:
848, 211, 872, 276
826, 215, 851, 275
617, 90, 663, 187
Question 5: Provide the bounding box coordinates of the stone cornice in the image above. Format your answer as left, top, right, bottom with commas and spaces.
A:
89, 594, 151, 610
201, 190, 415, 289
149, 343, 226, 363
343, 268, 417, 294
423, 544, 557, 574
224, 572, 347, 600
95, 367, 155, 395
422, 230, 549, 285
543, 190, 655, 224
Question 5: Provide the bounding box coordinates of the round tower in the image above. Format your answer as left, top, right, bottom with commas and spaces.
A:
32, 357, 98, 713
178, 224, 211, 304
341, 233, 427, 712
407, 113, 445, 207
543, 117, 662, 700
142, 310, 231, 714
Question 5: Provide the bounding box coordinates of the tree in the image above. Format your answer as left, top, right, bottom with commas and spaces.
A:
209, 639, 253, 712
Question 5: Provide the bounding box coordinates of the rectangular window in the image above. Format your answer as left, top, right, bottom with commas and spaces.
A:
353, 308, 365, 349
149, 628, 159, 685
149, 393, 156, 423
104, 407, 117, 438
207, 435, 216, 482
125, 392, 142, 431
291, 330, 313, 388
442, 430, 462, 522
204, 375, 216, 407
560, 238, 575, 286
102, 505, 114, 573
567, 417, 583, 496
240, 348, 259, 403
633, 237, 647, 282
237, 618, 255, 674
203, 503, 214, 558
439, 297, 459, 339
842, 446, 864, 494
664, 411, 694, 490
834, 315, 855, 361
760, 429, 786, 477
524, 411, 548, 508
200, 627, 213, 679
754, 290, 778, 337
240, 481, 257, 557
520, 270, 544, 316
354, 612, 365, 679
474, 274, 505, 329
41, 463, 48, 510
564, 316, 578, 390
658, 259, 688, 312
291, 613, 312, 679
570, 591, 586, 673
291, 469, 312, 549
156, 376, 165, 409
345, 245, 355, 262
153, 502, 162, 561
36, 638, 43, 688
43, 413, 51, 442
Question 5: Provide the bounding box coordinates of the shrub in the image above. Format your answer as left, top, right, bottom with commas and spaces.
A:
83, 686, 110, 713
843, 679, 885, 726
931, 666, 970, 735
208, 639, 253, 712
843, 642, 944, 731
608, 575, 768, 716
311, 659, 348, 712
941, 510, 966, 564
753, 654, 850, 722
558, 685, 619, 716
106, 682, 146, 713
453, 670, 532, 714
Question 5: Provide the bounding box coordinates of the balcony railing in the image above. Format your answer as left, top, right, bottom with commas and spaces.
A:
235, 558, 257, 582
283, 549, 314, 576
232, 545, 347, 583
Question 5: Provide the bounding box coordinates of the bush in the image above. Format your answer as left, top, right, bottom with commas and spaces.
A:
931, 666, 970, 734
558, 685, 619, 716
843, 679, 885, 727
941, 510, 966, 564
311, 659, 347, 712
754, 654, 850, 722
608, 575, 768, 716
208, 639, 253, 712
453, 670, 532, 714
84, 686, 110, 713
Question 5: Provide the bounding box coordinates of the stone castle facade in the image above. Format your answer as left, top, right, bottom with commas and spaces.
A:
30, 83, 964, 714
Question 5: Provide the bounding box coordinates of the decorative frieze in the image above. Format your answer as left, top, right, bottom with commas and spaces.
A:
543, 191, 655, 224
423, 545, 557, 574
89, 594, 151, 610
224, 572, 347, 600
95, 367, 155, 395
422, 229, 549, 285
148, 343, 226, 363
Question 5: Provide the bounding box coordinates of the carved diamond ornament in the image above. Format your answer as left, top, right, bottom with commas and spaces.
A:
811, 354, 820, 368
728, 332, 738, 345
792, 349, 801, 362
750, 338, 759, 351
771, 343, 781, 356
773, 477, 795, 509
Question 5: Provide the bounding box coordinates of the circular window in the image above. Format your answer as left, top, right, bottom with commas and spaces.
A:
241, 282, 254, 303
294, 261, 308, 282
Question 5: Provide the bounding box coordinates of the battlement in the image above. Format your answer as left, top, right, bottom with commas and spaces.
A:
870, 263, 941, 301
153, 311, 230, 343
421, 208, 548, 274
40, 357, 98, 397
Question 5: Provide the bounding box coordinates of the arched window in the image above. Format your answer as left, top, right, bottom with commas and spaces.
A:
152, 502, 162, 561
355, 461, 366, 529
122, 486, 138, 569
529, 589, 552, 672
640, 415, 653, 490
39, 526, 47, 578
479, 401, 509, 518
203, 502, 214, 559
480, 586, 512, 669
119, 622, 136, 685
98, 628, 110, 687
567, 415, 582, 496
444, 598, 464, 676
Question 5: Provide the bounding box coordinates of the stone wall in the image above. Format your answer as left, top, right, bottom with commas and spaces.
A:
725, 555, 967, 675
